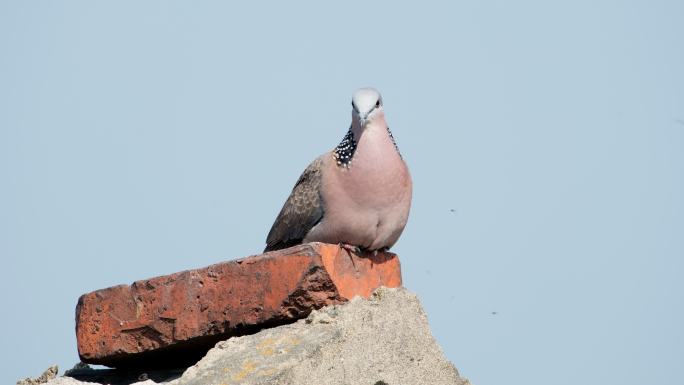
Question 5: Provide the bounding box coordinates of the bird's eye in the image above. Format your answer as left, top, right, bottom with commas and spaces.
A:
375, 100, 381, 107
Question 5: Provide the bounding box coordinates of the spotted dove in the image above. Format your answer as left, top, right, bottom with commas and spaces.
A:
265, 88, 412, 252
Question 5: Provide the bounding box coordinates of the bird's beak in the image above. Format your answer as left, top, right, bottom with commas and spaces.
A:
361, 105, 379, 124
353, 109, 368, 127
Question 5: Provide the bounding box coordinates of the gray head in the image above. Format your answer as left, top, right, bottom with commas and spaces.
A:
351, 87, 384, 127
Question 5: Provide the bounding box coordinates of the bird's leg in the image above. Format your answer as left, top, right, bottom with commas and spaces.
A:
339, 243, 361, 255
339, 243, 360, 271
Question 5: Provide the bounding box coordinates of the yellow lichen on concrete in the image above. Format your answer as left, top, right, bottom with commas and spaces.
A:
257, 368, 278, 377
231, 359, 257, 381
257, 338, 276, 357
277, 335, 301, 354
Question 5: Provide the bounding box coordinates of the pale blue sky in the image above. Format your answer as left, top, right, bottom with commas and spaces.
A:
1, 1, 683, 384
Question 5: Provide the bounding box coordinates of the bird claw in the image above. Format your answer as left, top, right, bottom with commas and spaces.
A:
337, 243, 360, 271
339, 243, 362, 255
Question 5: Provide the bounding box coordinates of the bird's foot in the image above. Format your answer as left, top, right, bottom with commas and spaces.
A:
337, 243, 360, 272
339, 243, 362, 255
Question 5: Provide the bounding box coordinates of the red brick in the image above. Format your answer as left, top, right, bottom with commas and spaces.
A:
75, 242, 402, 368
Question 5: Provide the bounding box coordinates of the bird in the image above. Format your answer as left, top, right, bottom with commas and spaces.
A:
264, 87, 412, 253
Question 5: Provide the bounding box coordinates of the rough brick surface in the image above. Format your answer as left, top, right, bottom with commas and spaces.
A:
75, 242, 401, 368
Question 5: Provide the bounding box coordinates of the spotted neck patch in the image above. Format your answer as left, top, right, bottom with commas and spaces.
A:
333, 128, 357, 168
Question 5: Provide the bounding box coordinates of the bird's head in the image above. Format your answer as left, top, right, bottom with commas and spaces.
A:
351, 87, 384, 128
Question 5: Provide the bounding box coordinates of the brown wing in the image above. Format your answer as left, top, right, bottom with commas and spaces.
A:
264, 157, 325, 252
